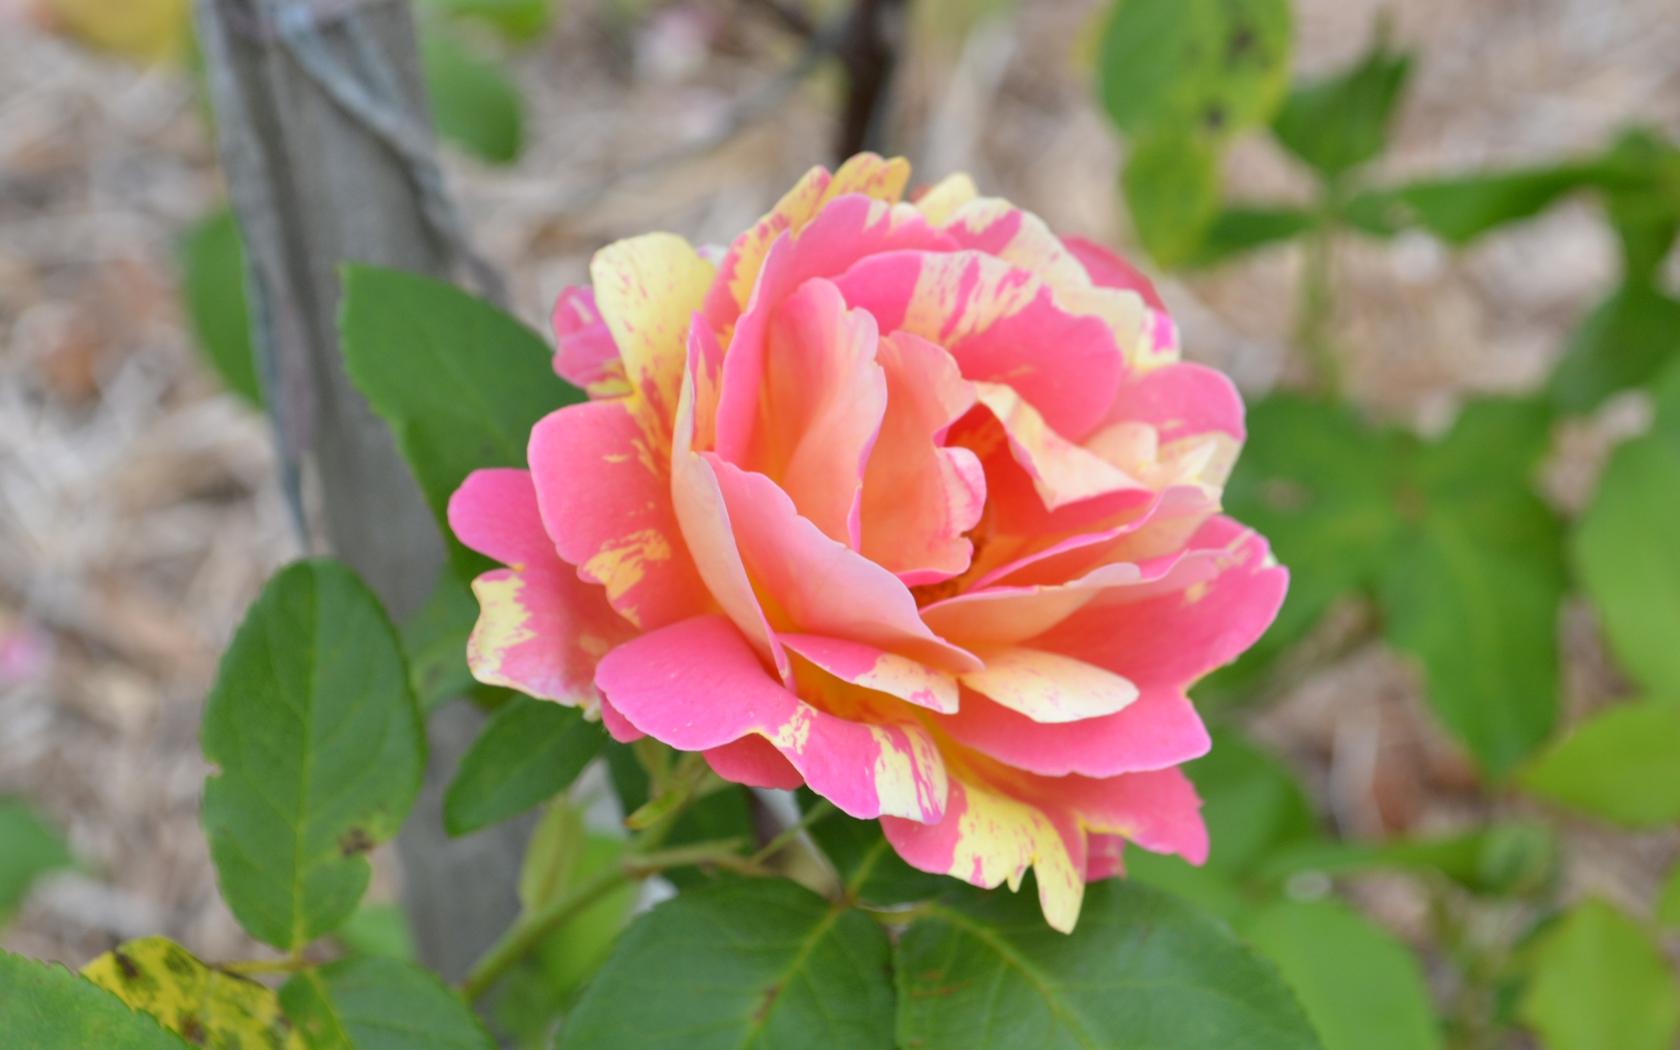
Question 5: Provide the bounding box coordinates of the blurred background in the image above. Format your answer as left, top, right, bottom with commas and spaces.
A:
1, 0, 1677, 1045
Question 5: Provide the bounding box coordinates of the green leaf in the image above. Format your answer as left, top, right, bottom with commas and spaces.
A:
443, 695, 604, 835
1188, 205, 1316, 267
1382, 399, 1564, 777
1272, 39, 1412, 181
1518, 899, 1679, 1050
1347, 164, 1601, 244
82, 937, 302, 1050
895, 880, 1320, 1050
1244, 900, 1440, 1050
1519, 701, 1680, 826
1383, 516, 1561, 777
1120, 852, 1252, 926
557, 879, 895, 1049
1189, 731, 1317, 873
201, 560, 424, 951
603, 745, 754, 890
1575, 388, 1680, 694
335, 903, 419, 962
1658, 860, 1680, 930
421, 0, 553, 40
400, 576, 483, 714
1123, 131, 1222, 267
1549, 281, 1680, 414
798, 789, 949, 906
1601, 128, 1680, 280
339, 265, 582, 579
1097, 0, 1293, 141
178, 208, 260, 405
0, 949, 188, 1049
1260, 822, 1557, 897
280, 957, 494, 1050
1222, 395, 1403, 667
420, 32, 523, 164
0, 798, 72, 920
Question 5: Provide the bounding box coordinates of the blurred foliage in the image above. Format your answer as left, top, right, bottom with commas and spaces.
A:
0, 799, 73, 925
1097, 4, 1680, 1048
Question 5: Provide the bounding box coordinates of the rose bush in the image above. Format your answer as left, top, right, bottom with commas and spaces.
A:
449, 153, 1286, 931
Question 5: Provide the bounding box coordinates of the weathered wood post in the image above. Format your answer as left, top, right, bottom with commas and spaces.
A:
194, 0, 524, 980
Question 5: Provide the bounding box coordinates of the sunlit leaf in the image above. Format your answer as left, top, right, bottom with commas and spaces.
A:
1097, 0, 1292, 141
1518, 899, 1679, 1050
1549, 281, 1680, 414
1574, 367, 1680, 694
1244, 900, 1440, 1050
1123, 131, 1222, 266
1520, 701, 1680, 826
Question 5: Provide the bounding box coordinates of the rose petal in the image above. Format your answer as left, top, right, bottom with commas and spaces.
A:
528, 400, 707, 630
882, 775, 1086, 933
448, 469, 632, 706
707, 455, 980, 672
860, 331, 984, 583
780, 633, 959, 713
550, 285, 627, 397
960, 647, 1139, 724
591, 232, 715, 421
834, 249, 1124, 441
703, 735, 805, 790
938, 685, 1211, 778
596, 615, 948, 822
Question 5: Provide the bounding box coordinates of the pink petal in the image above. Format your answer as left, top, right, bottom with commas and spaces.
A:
974, 381, 1144, 510
703, 735, 804, 790
528, 400, 707, 630
448, 469, 633, 706
859, 331, 984, 583
1062, 234, 1166, 310
712, 195, 956, 464
1056, 766, 1208, 865
1037, 518, 1288, 691
706, 455, 979, 672
550, 285, 627, 397
938, 685, 1211, 778
702, 154, 915, 334
780, 633, 958, 713
595, 615, 948, 822
882, 775, 1087, 933
959, 647, 1138, 724
590, 233, 714, 422
833, 250, 1123, 441
729, 278, 888, 545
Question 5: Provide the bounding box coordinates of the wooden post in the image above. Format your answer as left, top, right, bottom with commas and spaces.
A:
194, 0, 525, 981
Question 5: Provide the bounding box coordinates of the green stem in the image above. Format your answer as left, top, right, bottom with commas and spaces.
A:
749, 800, 836, 866
220, 956, 314, 977
1296, 212, 1342, 396
459, 769, 733, 1002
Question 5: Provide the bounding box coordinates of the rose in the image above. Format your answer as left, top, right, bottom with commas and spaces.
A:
448, 154, 1286, 931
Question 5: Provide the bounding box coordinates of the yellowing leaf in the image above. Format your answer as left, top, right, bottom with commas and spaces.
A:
43, 0, 190, 63
82, 937, 303, 1050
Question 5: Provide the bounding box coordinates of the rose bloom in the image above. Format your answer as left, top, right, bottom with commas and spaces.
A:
449, 154, 1286, 931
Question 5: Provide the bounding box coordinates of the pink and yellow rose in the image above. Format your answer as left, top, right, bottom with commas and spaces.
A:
449, 154, 1286, 931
